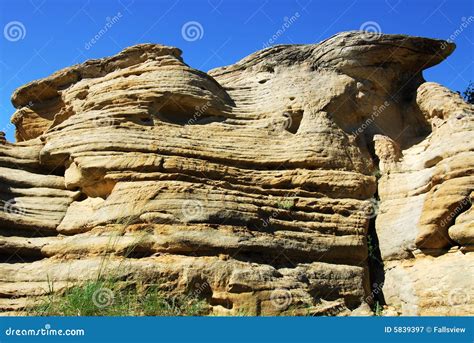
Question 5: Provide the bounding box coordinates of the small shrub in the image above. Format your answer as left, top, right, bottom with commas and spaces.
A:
373, 301, 383, 316
462, 81, 474, 104
372, 167, 382, 179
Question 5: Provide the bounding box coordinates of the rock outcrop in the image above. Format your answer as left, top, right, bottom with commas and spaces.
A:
0, 31, 472, 316
376, 82, 473, 315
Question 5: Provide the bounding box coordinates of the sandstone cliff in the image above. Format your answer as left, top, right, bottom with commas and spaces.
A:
0, 31, 472, 316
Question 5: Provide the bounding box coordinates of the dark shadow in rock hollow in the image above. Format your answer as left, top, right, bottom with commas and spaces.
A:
368, 213, 386, 307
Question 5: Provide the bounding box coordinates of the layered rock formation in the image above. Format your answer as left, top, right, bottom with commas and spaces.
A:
376, 82, 474, 315
0, 31, 472, 316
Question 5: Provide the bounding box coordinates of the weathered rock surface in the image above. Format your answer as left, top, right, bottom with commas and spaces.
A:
375, 81, 473, 315
0, 31, 472, 316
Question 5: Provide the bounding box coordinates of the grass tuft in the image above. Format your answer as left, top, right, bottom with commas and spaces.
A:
29, 211, 209, 316
30, 279, 208, 316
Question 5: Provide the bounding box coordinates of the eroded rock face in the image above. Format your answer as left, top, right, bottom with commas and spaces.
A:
375, 81, 473, 315
0, 31, 472, 316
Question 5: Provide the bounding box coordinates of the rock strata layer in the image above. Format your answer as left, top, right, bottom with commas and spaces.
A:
0, 31, 472, 316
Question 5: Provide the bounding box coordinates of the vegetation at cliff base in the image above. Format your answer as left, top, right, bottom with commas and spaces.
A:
30, 279, 208, 316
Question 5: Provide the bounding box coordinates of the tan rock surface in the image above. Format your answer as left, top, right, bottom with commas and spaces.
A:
383, 250, 473, 316
0, 31, 471, 316
375, 82, 473, 314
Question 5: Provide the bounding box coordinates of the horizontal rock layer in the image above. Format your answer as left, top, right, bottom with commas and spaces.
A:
0, 31, 472, 316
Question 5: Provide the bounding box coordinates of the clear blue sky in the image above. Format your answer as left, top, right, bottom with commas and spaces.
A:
0, 0, 473, 141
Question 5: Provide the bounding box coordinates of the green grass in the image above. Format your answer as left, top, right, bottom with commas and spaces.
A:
277, 197, 295, 210
28, 211, 212, 316
367, 235, 377, 261
372, 167, 382, 179
373, 301, 383, 316
29, 221, 208, 316
30, 279, 208, 316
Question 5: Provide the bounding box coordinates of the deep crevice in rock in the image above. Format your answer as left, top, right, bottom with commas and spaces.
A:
367, 214, 386, 309
365, 140, 386, 312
